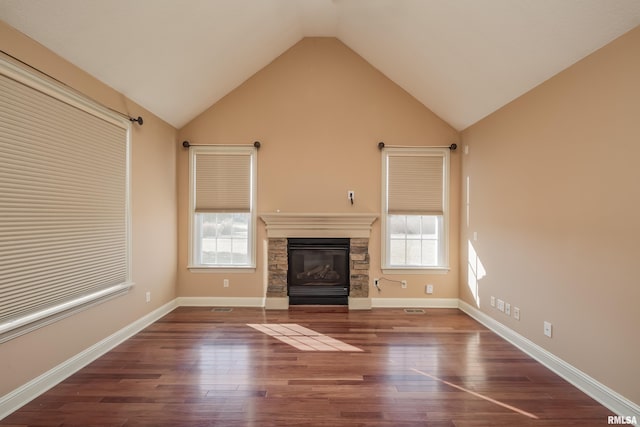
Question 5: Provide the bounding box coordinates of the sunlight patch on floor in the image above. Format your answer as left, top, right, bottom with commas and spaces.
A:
247, 323, 363, 352
408, 367, 539, 420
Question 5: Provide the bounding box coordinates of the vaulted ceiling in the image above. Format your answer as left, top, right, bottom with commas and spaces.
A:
1, 0, 639, 130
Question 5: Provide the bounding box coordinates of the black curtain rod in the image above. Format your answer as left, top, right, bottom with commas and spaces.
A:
377, 141, 457, 151
0, 49, 143, 126
182, 141, 261, 149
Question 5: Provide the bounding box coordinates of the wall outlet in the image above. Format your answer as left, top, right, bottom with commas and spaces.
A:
490, 296, 495, 307
145, 291, 151, 303
497, 299, 505, 312
544, 321, 552, 338
505, 303, 511, 316
347, 190, 355, 202
513, 307, 520, 320
401, 280, 407, 289
223, 279, 229, 288
425, 284, 434, 294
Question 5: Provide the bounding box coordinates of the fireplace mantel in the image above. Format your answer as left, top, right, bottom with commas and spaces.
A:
259, 213, 378, 238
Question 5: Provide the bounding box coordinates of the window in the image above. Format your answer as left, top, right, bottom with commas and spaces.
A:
188, 146, 256, 269
382, 147, 449, 271
0, 55, 131, 342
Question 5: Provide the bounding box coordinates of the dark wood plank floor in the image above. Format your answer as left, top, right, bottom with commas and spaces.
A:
2, 307, 613, 426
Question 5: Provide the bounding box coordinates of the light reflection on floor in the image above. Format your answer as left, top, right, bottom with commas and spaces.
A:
247, 323, 363, 352
408, 366, 539, 420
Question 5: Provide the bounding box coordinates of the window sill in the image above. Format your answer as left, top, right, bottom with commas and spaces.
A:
382, 267, 450, 275
0, 282, 132, 343
187, 266, 256, 274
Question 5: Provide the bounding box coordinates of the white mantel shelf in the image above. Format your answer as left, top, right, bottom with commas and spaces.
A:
259, 213, 378, 238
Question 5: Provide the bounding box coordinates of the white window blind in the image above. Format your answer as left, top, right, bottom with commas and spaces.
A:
387, 154, 444, 215
194, 152, 251, 212
0, 59, 131, 340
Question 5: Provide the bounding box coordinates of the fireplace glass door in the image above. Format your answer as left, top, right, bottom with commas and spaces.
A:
287, 238, 349, 305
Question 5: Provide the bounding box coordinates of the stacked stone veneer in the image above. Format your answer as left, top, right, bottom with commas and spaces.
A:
266, 237, 370, 299
267, 238, 288, 297
349, 238, 369, 298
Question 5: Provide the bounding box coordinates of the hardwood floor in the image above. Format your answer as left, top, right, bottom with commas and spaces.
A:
2, 307, 612, 426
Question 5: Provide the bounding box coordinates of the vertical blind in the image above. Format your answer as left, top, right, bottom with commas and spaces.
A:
387, 153, 444, 215
194, 149, 252, 212
0, 65, 130, 337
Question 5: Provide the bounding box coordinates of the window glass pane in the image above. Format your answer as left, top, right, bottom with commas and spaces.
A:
232, 238, 248, 264
406, 216, 421, 239
195, 213, 250, 266
387, 214, 443, 267
217, 214, 234, 237
389, 215, 406, 238
422, 240, 438, 266
216, 238, 232, 264
406, 240, 421, 265
232, 213, 249, 238
421, 216, 437, 237
202, 250, 216, 265
201, 216, 217, 238
389, 239, 406, 265
201, 234, 217, 253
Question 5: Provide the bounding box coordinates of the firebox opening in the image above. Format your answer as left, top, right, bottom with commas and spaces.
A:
288, 238, 350, 305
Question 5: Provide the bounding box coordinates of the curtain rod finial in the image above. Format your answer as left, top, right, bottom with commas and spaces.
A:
182, 141, 190, 148
378, 141, 385, 150
129, 116, 143, 126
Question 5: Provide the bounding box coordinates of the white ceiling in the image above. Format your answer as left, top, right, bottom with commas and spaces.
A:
1, 0, 639, 130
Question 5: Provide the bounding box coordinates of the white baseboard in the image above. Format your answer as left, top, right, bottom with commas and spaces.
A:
458, 300, 640, 420
0, 299, 178, 420
371, 297, 459, 308
176, 296, 265, 307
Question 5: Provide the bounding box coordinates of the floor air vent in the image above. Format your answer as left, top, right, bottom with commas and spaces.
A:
404, 308, 425, 314
211, 307, 233, 312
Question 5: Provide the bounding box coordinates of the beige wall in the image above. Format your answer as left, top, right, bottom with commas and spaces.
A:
460, 27, 640, 404
178, 38, 461, 299
0, 22, 178, 396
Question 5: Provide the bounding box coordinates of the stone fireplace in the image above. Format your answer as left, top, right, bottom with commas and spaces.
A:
260, 213, 377, 310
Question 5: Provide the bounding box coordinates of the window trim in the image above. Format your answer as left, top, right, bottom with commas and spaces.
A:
0, 54, 132, 343
187, 145, 257, 271
381, 147, 450, 272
